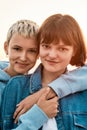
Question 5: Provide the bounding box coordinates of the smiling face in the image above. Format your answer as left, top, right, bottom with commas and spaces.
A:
4, 33, 38, 76
37, 14, 86, 83
40, 40, 74, 76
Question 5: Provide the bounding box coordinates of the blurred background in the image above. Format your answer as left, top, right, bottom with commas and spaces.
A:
0, 0, 87, 62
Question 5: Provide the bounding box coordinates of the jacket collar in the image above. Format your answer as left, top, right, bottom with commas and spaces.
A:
29, 63, 43, 93
29, 64, 68, 94
0, 69, 10, 81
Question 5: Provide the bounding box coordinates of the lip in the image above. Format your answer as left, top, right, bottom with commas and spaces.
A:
46, 59, 59, 64
16, 62, 29, 67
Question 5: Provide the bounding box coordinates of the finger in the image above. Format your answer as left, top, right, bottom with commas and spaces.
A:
14, 109, 25, 124
51, 96, 58, 102
41, 87, 50, 100
47, 96, 59, 108
47, 96, 58, 104
13, 105, 23, 119
16, 103, 20, 107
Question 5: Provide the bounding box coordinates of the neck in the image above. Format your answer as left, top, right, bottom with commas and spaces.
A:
42, 68, 65, 86
4, 67, 17, 77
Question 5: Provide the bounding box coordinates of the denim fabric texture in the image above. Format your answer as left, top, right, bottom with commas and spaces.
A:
1, 64, 87, 130
0, 61, 9, 70
0, 75, 31, 130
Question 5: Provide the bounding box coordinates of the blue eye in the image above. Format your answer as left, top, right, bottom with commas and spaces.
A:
42, 44, 49, 49
58, 47, 67, 51
28, 49, 38, 53
13, 47, 20, 51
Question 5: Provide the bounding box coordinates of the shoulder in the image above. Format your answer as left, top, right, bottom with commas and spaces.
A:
4, 74, 31, 94
7, 74, 31, 86
0, 61, 9, 69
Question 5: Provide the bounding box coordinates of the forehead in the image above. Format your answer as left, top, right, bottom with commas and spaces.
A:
41, 36, 73, 47
9, 33, 38, 48
43, 40, 73, 47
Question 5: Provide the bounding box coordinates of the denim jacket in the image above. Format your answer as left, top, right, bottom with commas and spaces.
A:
0, 75, 31, 130
1, 64, 87, 130
0, 61, 9, 70
56, 90, 87, 129
0, 61, 10, 107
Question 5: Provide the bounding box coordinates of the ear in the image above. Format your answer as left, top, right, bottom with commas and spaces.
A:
4, 41, 9, 55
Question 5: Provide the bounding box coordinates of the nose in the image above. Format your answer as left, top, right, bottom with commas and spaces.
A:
20, 51, 27, 61
48, 49, 58, 58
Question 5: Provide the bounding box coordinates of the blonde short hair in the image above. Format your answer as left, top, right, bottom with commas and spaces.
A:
6, 19, 39, 43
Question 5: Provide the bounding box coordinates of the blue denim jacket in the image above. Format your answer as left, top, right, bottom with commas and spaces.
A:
0, 75, 31, 130
1, 64, 87, 130
0, 61, 9, 70
56, 90, 87, 129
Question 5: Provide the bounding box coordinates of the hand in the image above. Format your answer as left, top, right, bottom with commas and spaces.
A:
37, 88, 59, 118
13, 95, 36, 123
42, 84, 57, 99
13, 87, 51, 123
46, 87, 57, 99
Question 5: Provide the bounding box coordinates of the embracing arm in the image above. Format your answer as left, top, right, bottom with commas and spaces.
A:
49, 64, 87, 98
14, 64, 87, 120
12, 105, 48, 130
12, 88, 58, 130
10, 63, 87, 130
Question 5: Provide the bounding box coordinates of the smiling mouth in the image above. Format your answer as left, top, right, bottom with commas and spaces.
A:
16, 62, 29, 66
46, 59, 59, 64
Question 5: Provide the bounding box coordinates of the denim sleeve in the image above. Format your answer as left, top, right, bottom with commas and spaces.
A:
48, 64, 87, 98
12, 104, 48, 130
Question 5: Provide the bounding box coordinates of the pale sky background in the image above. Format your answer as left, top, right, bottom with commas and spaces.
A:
0, 0, 87, 61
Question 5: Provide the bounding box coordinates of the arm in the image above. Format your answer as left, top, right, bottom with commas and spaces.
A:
12, 88, 58, 130
13, 87, 57, 120
0, 61, 9, 69
12, 105, 48, 130
14, 64, 87, 119
49, 64, 87, 98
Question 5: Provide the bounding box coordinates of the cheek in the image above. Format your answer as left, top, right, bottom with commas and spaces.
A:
39, 50, 45, 58
28, 55, 38, 62
39, 47, 48, 57
39, 46, 47, 57
9, 53, 18, 60
32, 57, 38, 63
62, 52, 73, 63
65, 53, 74, 63
8, 49, 16, 57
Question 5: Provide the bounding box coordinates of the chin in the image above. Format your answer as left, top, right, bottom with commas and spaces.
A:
15, 70, 26, 75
